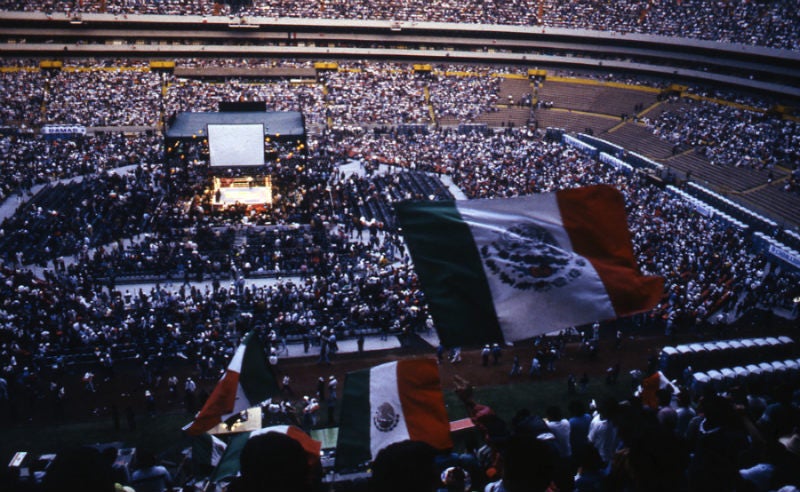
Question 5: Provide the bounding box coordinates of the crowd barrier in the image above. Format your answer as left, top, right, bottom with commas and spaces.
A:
576, 133, 624, 158
562, 133, 598, 157
753, 232, 800, 272
686, 181, 778, 233
666, 185, 748, 230
660, 336, 795, 380
598, 152, 634, 174
691, 357, 800, 395
778, 228, 800, 257
625, 150, 664, 172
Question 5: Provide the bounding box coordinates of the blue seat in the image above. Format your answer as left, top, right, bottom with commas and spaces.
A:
691, 372, 710, 396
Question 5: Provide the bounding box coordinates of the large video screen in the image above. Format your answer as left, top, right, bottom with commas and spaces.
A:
207, 124, 265, 167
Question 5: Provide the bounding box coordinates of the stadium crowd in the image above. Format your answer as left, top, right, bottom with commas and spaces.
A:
2, 122, 798, 420
0, 165, 165, 266
1, 0, 799, 50
0, 133, 161, 204
9, 356, 800, 492
166, 78, 326, 129
2, 58, 797, 178
649, 98, 800, 169
321, 66, 430, 127
0, 53, 798, 491
430, 74, 500, 123
47, 68, 162, 127
0, 69, 45, 128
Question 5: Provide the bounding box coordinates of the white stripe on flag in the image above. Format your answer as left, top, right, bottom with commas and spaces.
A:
220, 335, 264, 420
251, 425, 289, 437
457, 195, 615, 341
229, 342, 247, 372
368, 361, 410, 459
221, 382, 250, 422
209, 435, 227, 467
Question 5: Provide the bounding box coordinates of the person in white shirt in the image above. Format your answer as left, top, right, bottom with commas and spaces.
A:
588, 398, 620, 466
545, 405, 572, 459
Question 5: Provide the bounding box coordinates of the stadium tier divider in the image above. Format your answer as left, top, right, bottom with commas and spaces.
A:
685, 181, 778, 233
599, 152, 635, 175
666, 185, 748, 230
575, 133, 623, 159
752, 232, 800, 272
783, 229, 800, 252
625, 150, 664, 172
562, 133, 598, 157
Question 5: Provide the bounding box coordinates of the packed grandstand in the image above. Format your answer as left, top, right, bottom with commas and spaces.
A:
0, 1, 800, 491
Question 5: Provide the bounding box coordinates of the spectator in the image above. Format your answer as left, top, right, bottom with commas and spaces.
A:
130, 449, 172, 492
588, 398, 620, 467
370, 440, 439, 492
42, 446, 115, 492
687, 394, 752, 492
675, 391, 697, 438
228, 431, 317, 492
573, 446, 606, 492
484, 432, 557, 492
545, 405, 572, 460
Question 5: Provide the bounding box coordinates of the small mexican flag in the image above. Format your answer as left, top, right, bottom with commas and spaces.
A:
183, 331, 279, 436
192, 433, 228, 469
396, 184, 663, 346
335, 359, 452, 471
210, 425, 321, 483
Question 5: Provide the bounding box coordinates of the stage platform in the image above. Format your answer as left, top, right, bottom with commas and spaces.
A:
166, 111, 305, 140
216, 185, 272, 206
213, 176, 273, 206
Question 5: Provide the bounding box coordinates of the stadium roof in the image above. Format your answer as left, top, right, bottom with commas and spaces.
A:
166, 111, 305, 139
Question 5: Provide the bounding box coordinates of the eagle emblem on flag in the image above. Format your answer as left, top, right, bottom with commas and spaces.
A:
481, 223, 585, 292
373, 402, 401, 432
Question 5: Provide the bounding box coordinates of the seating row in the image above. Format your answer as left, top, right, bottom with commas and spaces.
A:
691, 358, 800, 395
659, 336, 795, 380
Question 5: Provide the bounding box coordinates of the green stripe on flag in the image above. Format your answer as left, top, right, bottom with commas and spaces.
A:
397, 200, 504, 346
209, 432, 250, 483
192, 433, 224, 471
240, 332, 280, 404
192, 434, 214, 472
334, 368, 372, 472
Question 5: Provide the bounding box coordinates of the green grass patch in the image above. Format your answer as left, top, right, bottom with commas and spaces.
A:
444, 377, 631, 424
0, 412, 193, 466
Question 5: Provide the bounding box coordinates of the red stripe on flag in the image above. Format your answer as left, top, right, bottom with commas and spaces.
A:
557, 185, 663, 316
396, 359, 453, 451
284, 426, 323, 467
184, 370, 239, 436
